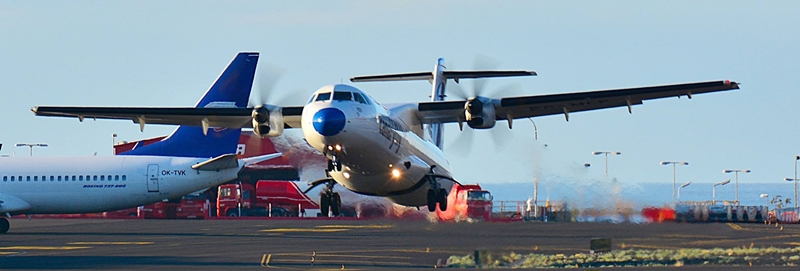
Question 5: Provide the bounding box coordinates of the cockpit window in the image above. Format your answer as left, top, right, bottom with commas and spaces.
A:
353, 92, 368, 104
333, 91, 352, 101
307, 94, 316, 104
315, 92, 331, 102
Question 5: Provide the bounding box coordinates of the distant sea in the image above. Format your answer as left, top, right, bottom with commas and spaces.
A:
481, 182, 797, 209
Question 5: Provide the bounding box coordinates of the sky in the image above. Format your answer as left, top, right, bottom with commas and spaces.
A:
1, 1, 800, 205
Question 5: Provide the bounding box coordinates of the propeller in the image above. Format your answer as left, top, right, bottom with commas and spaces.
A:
446, 55, 523, 155
248, 63, 285, 108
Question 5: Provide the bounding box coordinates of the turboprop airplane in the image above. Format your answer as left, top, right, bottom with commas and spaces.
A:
0, 52, 281, 233
32, 57, 739, 217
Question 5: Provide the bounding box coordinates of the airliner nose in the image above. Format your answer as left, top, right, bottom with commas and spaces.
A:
312, 108, 346, 136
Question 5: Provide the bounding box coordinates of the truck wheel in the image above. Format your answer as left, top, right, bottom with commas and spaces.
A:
271, 208, 287, 217
320, 195, 330, 217
226, 210, 239, 217
0, 218, 9, 234
331, 193, 341, 216
437, 188, 448, 211
427, 189, 437, 212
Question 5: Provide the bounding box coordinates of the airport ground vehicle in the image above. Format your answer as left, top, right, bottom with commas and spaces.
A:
217, 180, 319, 217
436, 184, 492, 221
142, 194, 208, 219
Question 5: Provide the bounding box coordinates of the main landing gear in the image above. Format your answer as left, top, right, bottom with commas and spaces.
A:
425, 167, 448, 212
0, 217, 9, 234
318, 180, 341, 217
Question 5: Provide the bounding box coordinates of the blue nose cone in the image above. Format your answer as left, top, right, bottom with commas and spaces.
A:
312, 108, 346, 136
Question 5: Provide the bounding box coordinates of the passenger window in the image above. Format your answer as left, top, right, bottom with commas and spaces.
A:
93, 176, 97, 181
100, 175, 105, 181
108, 175, 112, 181
353, 93, 368, 104
72, 176, 76, 181
10, 176, 14, 182
115, 175, 119, 181
26, 176, 30, 182
315, 92, 331, 102
50, 176, 54, 181
2, 176, 6, 182
58, 176, 62, 181
34, 176, 38, 182
333, 91, 352, 101
122, 175, 127, 181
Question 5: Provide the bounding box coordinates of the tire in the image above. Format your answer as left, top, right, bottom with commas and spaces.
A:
320, 194, 330, 217
0, 218, 9, 234
327, 160, 334, 172
437, 188, 448, 211
271, 208, 288, 217
331, 193, 342, 216
226, 210, 240, 217
427, 189, 437, 212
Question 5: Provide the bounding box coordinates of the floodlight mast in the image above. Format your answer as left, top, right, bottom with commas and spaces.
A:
661, 161, 689, 204
592, 151, 621, 176
723, 169, 751, 204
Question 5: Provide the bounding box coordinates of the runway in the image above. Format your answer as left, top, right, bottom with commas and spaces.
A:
2, 218, 799, 270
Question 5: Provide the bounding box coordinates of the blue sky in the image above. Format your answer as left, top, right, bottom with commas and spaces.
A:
1, 1, 799, 204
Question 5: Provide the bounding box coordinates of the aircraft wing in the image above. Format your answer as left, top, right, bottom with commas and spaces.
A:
350, 70, 537, 82
416, 80, 739, 123
31, 106, 305, 129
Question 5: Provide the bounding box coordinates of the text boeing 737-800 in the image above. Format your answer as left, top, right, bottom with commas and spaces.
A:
0, 52, 280, 233
33, 56, 739, 217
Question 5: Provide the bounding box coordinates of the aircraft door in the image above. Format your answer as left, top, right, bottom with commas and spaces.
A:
147, 164, 159, 192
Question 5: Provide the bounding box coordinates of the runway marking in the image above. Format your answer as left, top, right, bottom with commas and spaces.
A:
316, 224, 394, 229
0, 251, 20, 255
261, 228, 349, 233
0, 246, 91, 250
728, 223, 744, 230
67, 242, 154, 245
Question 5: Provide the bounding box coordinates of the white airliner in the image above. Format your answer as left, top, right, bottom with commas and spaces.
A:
0, 52, 280, 233
33, 57, 739, 217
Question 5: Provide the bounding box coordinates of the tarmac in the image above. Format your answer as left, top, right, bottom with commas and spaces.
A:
1, 218, 800, 270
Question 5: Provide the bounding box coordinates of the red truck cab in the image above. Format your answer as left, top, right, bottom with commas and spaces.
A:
217, 180, 319, 217
436, 184, 493, 221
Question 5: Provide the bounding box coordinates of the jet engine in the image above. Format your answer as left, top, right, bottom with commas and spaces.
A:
251, 105, 284, 137
464, 96, 496, 129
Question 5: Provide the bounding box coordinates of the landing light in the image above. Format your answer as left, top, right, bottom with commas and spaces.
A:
391, 169, 401, 178
343, 172, 350, 179
327, 145, 333, 151
335, 144, 342, 151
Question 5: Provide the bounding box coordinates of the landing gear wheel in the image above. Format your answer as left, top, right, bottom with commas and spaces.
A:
335, 162, 343, 171
437, 188, 448, 211
327, 160, 334, 172
319, 194, 331, 217
331, 192, 342, 216
427, 189, 437, 212
0, 218, 9, 234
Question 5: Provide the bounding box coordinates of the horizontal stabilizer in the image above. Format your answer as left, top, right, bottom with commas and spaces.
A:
192, 154, 240, 171
349, 70, 536, 83
0, 193, 32, 214
240, 152, 283, 167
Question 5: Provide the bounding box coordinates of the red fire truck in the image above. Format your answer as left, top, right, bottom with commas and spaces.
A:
217, 180, 319, 217
436, 184, 493, 221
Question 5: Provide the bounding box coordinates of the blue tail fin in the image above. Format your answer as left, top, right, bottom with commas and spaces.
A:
120, 52, 259, 158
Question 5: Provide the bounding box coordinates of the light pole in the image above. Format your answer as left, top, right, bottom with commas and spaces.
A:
677, 181, 691, 202
760, 194, 769, 207
592, 151, 621, 176
15, 143, 48, 156
723, 169, 751, 204
112, 134, 118, 155
661, 161, 689, 204
713, 179, 731, 205
793, 156, 799, 208
784, 178, 798, 209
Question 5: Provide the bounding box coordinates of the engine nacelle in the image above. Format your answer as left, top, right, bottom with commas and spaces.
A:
252, 105, 284, 137
464, 97, 496, 129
